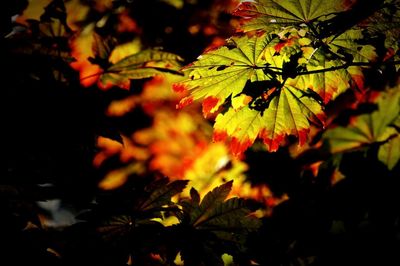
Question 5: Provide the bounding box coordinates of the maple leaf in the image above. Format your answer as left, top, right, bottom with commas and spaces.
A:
97, 178, 188, 238
378, 134, 400, 170
299, 29, 377, 102
174, 181, 261, 265
181, 182, 260, 232
176, 33, 326, 153
233, 0, 348, 33
213, 81, 325, 154
175, 34, 280, 116
361, 0, 400, 70
324, 88, 400, 158
99, 49, 183, 89
138, 178, 189, 212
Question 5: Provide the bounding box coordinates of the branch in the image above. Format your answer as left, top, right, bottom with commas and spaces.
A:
297, 60, 400, 76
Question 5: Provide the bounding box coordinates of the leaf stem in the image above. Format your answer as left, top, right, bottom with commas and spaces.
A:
80, 71, 104, 81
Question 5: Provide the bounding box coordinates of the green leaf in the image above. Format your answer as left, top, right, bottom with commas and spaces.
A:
233, 0, 347, 33
378, 134, 400, 170
99, 49, 183, 89
175, 34, 279, 116
213, 82, 325, 154
362, 0, 400, 54
300, 29, 377, 102
324, 88, 400, 153
175, 34, 325, 153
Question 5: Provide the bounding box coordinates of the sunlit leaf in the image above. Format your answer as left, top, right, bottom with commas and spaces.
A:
15, 0, 52, 25
65, 0, 90, 30
361, 0, 400, 64
99, 49, 183, 90
160, 0, 184, 9
213, 80, 325, 154
176, 33, 326, 153
70, 26, 102, 87
98, 164, 145, 190
378, 134, 400, 170
233, 0, 349, 33
175, 34, 280, 116
299, 29, 376, 102
324, 88, 400, 153
108, 39, 141, 64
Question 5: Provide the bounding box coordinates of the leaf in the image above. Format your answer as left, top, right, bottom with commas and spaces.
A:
214, 80, 325, 154
15, 0, 52, 24
300, 29, 377, 102
190, 187, 201, 206
182, 181, 261, 235
361, 0, 400, 70
139, 179, 189, 211
378, 134, 400, 170
233, 0, 347, 33
175, 34, 280, 116
97, 215, 135, 239
176, 182, 261, 265
324, 88, 400, 153
97, 214, 164, 250
175, 34, 326, 153
190, 181, 233, 226
99, 49, 183, 89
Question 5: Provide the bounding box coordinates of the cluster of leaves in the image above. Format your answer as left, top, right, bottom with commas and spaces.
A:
85, 179, 260, 265
4, 0, 265, 265
3, 0, 400, 265
176, 0, 400, 155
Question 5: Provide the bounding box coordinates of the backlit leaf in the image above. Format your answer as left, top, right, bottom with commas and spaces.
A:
175, 34, 279, 116
324, 88, 400, 153
378, 134, 400, 170
300, 29, 376, 102
213, 81, 325, 154
233, 0, 348, 33
99, 49, 183, 89
176, 33, 326, 153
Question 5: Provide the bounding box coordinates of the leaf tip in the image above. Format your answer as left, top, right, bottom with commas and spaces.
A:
202, 96, 220, 117
297, 128, 309, 147
172, 82, 188, 93
260, 131, 285, 152
213, 130, 228, 142
176, 96, 194, 109
231, 137, 253, 156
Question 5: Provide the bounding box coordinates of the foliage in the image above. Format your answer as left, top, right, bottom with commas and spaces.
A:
176, 0, 398, 154
3, 0, 400, 266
